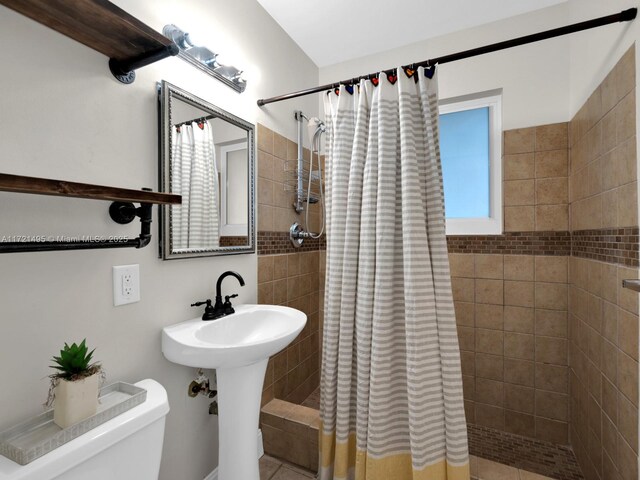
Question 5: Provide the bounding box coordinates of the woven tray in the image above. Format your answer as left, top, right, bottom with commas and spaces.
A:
0, 382, 146, 465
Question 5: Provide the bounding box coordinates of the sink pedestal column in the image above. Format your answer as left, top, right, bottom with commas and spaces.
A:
216, 359, 268, 480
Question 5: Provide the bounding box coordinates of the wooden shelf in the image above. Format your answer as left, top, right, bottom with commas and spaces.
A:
0, 0, 177, 82
0, 173, 181, 205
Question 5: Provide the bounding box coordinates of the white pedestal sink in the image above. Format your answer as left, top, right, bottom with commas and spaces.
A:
161, 304, 307, 480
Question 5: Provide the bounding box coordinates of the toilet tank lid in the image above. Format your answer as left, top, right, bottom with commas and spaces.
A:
0, 379, 170, 480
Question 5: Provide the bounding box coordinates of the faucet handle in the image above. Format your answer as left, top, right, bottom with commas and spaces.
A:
191, 299, 216, 321
191, 299, 212, 307
223, 294, 238, 315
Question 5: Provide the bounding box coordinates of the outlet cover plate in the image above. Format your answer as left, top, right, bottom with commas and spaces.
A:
113, 264, 140, 306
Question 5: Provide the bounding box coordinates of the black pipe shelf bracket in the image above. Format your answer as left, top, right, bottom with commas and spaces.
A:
0, 173, 182, 254
0, 200, 153, 254
109, 44, 180, 85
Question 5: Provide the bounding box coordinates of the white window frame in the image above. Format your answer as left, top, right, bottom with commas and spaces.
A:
439, 90, 503, 235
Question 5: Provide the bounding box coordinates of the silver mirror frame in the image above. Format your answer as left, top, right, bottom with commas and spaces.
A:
158, 80, 255, 259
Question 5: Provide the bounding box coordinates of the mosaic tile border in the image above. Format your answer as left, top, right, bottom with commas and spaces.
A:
468, 423, 584, 480
258, 231, 326, 255
447, 231, 571, 256
571, 227, 639, 266
258, 227, 639, 267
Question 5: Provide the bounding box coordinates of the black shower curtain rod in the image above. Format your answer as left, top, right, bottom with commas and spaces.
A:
257, 7, 637, 107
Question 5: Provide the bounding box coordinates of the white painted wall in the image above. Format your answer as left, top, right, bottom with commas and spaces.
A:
0, 1, 317, 479
320, 3, 571, 130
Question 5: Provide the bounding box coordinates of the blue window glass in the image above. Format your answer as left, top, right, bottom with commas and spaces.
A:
439, 107, 490, 218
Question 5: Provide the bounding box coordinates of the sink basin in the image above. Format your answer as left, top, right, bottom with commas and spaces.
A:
162, 304, 306, 369
161, 304, 306, 480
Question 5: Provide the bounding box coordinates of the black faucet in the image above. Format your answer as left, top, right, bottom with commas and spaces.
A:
213, 271, 245, 319
191, 271, 245, 321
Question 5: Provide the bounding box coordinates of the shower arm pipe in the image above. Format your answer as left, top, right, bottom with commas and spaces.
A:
257, 8, 637, 106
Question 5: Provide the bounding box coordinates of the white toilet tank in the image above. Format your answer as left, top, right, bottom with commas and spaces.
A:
0, 379, 170, 480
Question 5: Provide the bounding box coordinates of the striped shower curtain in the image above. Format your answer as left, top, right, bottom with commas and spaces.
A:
171, 120, 220, 251
319, 68, 470, 480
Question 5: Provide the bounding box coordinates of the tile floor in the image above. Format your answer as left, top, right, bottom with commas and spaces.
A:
260, 454, 557, 480
260, 455, 316, 480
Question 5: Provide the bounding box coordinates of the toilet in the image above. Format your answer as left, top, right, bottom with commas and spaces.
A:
0, 379, 170, 480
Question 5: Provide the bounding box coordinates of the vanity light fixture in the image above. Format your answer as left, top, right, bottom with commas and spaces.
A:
163, 24, 247, 93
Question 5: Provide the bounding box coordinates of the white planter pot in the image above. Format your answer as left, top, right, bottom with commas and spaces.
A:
53, 373, 100, 429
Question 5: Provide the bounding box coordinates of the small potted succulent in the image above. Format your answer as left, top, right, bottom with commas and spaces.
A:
47, 339, 103, 429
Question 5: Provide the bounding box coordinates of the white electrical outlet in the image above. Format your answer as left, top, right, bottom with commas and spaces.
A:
113, 264, 140, 306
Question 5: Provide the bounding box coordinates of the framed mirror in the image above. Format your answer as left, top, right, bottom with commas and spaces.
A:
158, 80, 255, 259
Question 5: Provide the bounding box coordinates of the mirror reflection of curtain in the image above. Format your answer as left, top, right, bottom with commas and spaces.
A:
171, 120, 220, 251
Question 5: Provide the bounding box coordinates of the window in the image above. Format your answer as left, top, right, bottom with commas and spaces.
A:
439, 91, 502, 235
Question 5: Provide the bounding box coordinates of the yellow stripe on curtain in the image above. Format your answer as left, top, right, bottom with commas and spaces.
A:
320, 428, 470, 480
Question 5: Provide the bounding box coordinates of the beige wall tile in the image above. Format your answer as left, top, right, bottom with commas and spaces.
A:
505, 384, 535, 414
535, 150, 568, 178
535, 256, 568, 283
618, 431, 639, 480
535, 123, 568, 151
273, 132, 288, 160
535, 417, 568, 444
475, 303, 503, 330
475, 279, 504, 305
504, 153, 535, 180
258, 150, 275, 180
504, 206, 535, 232
535, 391, 568, 421
535, 336, 567, 365
535, 178, 568, 205
476, 378, 504, 407
504, 281, 534, 308
601, 188, 619, 228
475, 404, 505, 430
504, 306, 535, 333
535, 309, 568, 338
257, 123, 274, 154
258, 256, 275, 283
273, 255, 288, 280
618, 266, 639, 314
615, 91, 636, 144
258, 176, 275, 206
461, 351, 476, 375
504, 180, 535, 206
614, 136, 637, 187
449, 253, 474, 278
535, 282, 568, 310
535, 205, 569, 231
504, 358, 535, 387
476, 353, 504, 381
452, 277, 475, 303
504, 128, 535, 155
535, 363, 568, 393
476, 328, 504, 354
504, 255, 534, 281
618, 392, 639, 452
505, 410, 535, 438
259, 204, 275, 231
458, 327, 475, 352
454, 301, 475, 326
617, 181, 638, 227
505, 332, 535, 360
475, 254, 504, 279
617, 350, 638, 405
618, 308, 639, 361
